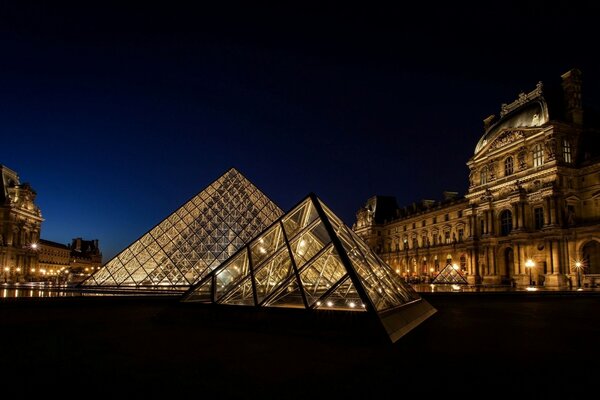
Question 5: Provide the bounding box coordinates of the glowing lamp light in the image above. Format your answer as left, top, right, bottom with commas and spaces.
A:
316, 301, 322, 306
349, 302, 356, 308
430, 267, 434, 272
31, 268, 36, 273
16, 267, 21, 272
3, 267, 9, 272
326, 301, 333, 307
31, 243, 38, 249
452, 263, 459, 270
395, 269, 400, 273
525, 259, 535, 286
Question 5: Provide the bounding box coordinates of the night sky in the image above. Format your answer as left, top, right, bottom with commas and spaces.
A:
2, 2, 599, 261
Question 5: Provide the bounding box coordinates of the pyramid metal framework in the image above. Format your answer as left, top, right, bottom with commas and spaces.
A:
183, 194, 436, 342
82, 168, 283, 289
432, 263, 469, 284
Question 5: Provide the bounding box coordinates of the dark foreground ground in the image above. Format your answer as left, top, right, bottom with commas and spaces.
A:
1, 293, 598, 397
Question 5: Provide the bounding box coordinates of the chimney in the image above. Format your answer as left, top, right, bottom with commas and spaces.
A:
442, 191, 459, 201
561, 68, 583, 125
483, 114, 496, 131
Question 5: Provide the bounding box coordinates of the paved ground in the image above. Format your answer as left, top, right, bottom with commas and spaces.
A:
0, 293, 598, 396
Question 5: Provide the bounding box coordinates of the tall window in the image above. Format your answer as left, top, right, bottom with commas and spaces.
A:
533, 144, 544, 167
563, 139, 572, 163
534, 207, 544, 230
480, 219, 485, 235
460, 255, 467, 271
504, 156, 514, 176
422, 235, 428, 247
500, 210, 513, 236
458, 228, 464, 242
480, 166, 488, 185
444, 231, 451, 244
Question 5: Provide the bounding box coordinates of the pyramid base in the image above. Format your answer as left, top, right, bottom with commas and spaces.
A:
379, 298, 437, 343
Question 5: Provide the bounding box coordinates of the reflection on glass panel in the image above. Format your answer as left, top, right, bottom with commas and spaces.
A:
314, 277, 366, 312
299, 245, 347, 306
220, 276, 255, 305
263, 278, 305, 309
215, 251, 250, 300
290, 221, 330, 268
254, 248, 294, 304
250, 224, 285, 267
186, 278, 212, 301
282, 199, 319, 239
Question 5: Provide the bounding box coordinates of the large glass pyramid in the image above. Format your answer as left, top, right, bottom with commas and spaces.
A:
82, 168, 283, 290
432, 263, 468, 284
183, 194, 436, 342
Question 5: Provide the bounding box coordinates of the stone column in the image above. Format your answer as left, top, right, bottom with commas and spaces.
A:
544, 197, 552, 225
554, 197, 563, 226
516, 244, 522, 274
545, 239, 567, 288
512, 203, 519, 230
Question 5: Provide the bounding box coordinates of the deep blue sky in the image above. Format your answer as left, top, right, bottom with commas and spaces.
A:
2, 2, 599, 261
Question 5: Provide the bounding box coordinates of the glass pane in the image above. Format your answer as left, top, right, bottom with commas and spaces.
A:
315, 277, 366, 312
299, 245, 347, 306
220, 277, 255, 306
289, 221, 330, 268
432, 264, 468, 284
249, 224, 285, 267
263, 278, 306, 309
215, 251, 250, 300
254, 248, 294, 304
282, 199, 319, 239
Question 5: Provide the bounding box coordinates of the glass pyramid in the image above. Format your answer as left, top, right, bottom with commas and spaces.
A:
432, 263, 468, 284
82, 168, 283, 290
183, 194, 436, 342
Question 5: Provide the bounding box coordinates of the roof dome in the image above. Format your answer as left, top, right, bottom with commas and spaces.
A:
474, 83, 549, 155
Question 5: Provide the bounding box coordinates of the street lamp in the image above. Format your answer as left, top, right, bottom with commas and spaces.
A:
525, 259, 535, 286
574, 261, 583, 288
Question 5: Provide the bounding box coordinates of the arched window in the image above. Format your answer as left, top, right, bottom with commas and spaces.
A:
480, 166, 488, 185
562, 139, 572, 163
533, 144, 544, 167
504, 156, 514, 176
500, 210, 513, 236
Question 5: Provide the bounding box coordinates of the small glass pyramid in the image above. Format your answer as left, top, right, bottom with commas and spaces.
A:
82, 168, 283, 289
432, 263, 468, 284
183, 194, 436, 342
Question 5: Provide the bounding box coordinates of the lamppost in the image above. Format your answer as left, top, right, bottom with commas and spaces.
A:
525, 259, 535, 286
574, 261, 583, 288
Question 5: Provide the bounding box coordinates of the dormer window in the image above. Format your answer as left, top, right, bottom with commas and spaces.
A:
480, 166, 488, 185
504, 156, 514, 176
562, 139, 572, 163
533, 144, 544, 167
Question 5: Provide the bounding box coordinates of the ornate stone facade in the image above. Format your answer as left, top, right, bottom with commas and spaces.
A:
353, 69, 600, 288
1, 165, 43, 283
